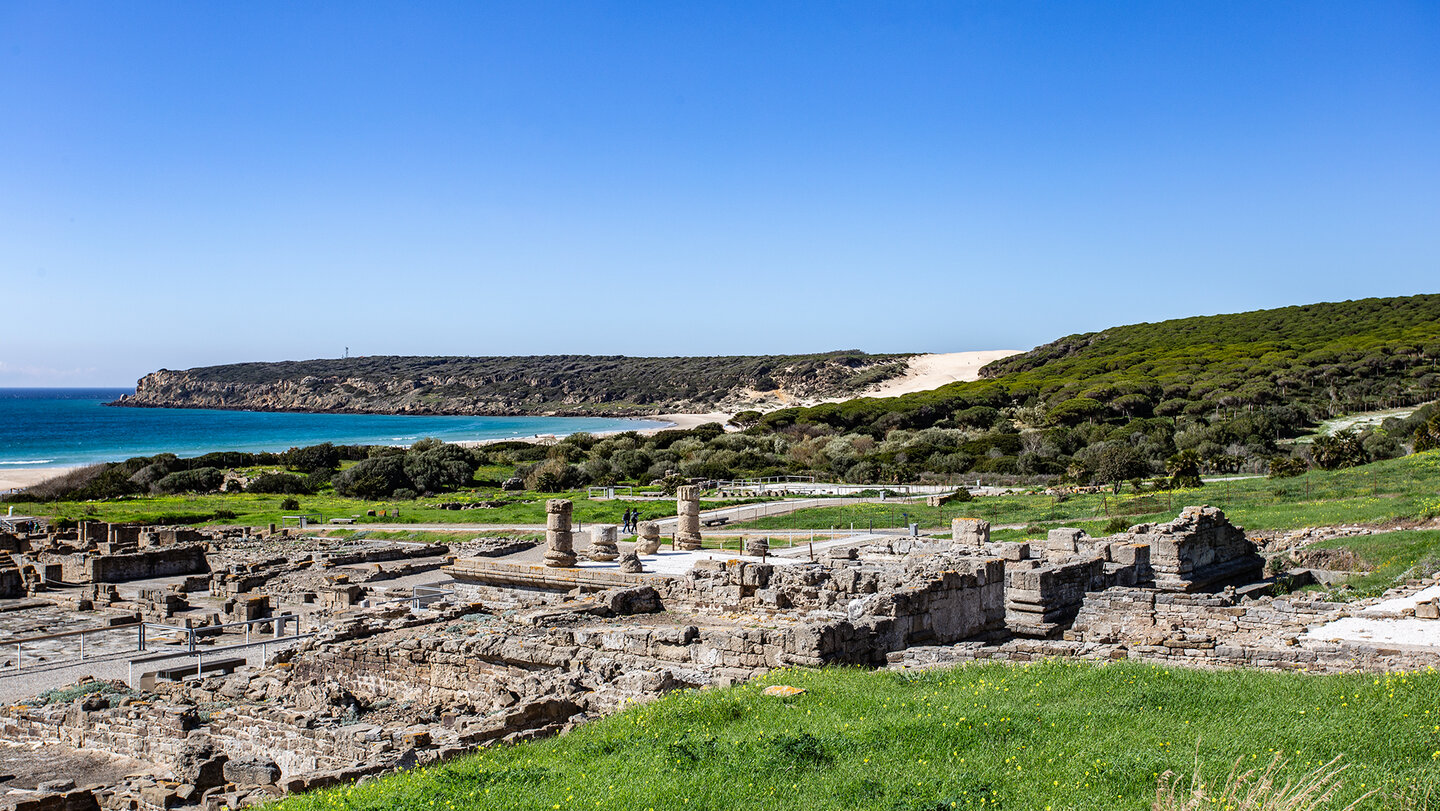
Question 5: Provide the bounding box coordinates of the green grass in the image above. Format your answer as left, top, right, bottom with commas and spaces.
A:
12, 451, 1440, 543
733, 451, 1440, 536
310, 529, 545, 545
1307, 529, 1440, 600
4, 490, 758, 530
276, 660, 1440, 811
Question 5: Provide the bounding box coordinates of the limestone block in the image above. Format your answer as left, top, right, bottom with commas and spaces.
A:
951, 518, 991, 547
544, 499, 577, 568
1046, 528, 1085, 553
999, 542, 1030, 561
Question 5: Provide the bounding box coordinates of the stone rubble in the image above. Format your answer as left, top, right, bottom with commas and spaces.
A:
0, 506, 1435, 811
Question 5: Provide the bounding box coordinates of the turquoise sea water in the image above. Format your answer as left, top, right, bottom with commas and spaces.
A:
0, 389, 669, 468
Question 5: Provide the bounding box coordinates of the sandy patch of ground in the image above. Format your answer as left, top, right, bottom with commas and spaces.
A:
0, 467, 76, 493
1316, 404, 1430, 437
851, 350, 1024, 400
638, 412, 732, 433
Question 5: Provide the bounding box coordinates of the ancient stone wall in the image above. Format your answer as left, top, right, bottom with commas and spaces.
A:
1003, 542, 1152, 637
49, 545, 210, 584
1125, 506, 1263, 592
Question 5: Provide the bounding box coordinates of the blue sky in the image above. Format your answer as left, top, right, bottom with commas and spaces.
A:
3, 2, 1437, 386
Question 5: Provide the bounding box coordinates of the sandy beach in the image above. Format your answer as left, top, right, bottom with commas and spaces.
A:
0, 467, 77, 493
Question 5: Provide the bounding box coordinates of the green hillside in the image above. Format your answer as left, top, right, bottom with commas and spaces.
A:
756, 294, 1440, 482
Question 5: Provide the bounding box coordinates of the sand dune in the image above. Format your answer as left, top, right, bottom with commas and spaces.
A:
850, 350, 1024, 400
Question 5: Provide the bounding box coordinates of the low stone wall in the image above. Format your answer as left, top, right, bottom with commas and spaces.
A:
894, 587, 1440, 673
50, 545, 210, 584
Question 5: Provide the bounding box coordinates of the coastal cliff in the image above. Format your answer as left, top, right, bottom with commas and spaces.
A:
112, 352, 915, 416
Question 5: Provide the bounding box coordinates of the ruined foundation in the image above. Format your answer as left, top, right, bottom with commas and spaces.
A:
0, 504, 1433, 811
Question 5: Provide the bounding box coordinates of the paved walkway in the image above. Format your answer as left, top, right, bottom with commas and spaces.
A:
0, 637, 306, 704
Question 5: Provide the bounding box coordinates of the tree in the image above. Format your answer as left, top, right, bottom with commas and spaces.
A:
1046, 398, 1104, 427
281, 443, 340, 474
1310, 429, 1366, 470
1415, 413, 1440, 452
1095, 444, 1148, 494
246, 472, 313, 495
1165, 449, 1203, 489
728, 410, 762, 429
152, 467, 224, 494
334, 456, 411, 499
403, 443, 479, 493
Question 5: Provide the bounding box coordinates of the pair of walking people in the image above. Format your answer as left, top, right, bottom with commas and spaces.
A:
621, 507, 641, 534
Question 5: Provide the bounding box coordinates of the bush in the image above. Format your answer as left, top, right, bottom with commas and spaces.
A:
247, 472, 314, 495
1268, 456, 1309, 479
281, 442, 341, 474
279, 497, 301, 511
153, 467, 224, 494
333, 455, 412, 499
392, 488, 417, 501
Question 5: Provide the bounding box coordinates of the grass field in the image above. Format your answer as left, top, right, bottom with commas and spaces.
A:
733, 451, 1440, 537
276, 660, 1440, 811
2, 491, 761, 530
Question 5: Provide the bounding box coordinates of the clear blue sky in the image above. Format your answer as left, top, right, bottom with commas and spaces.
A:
3, 2, 1437, 386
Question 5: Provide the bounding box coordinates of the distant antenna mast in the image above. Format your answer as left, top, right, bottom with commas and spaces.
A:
344, 347, 349, 359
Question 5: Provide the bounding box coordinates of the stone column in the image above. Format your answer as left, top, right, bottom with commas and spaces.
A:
543, 499, 577, 568
634, 521, 662, 555
951, 518, 991, 548
675, 485, 703, 550
589, 524, 619, 561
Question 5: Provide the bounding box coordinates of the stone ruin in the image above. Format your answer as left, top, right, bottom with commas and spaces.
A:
0, 504, 1433, 811
674, 485, 703, 550
587, 525, 619, 562
542, 499, 577, 568
634, 521, 662, 555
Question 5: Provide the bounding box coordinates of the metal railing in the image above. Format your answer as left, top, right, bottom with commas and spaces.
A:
127, 626, 316, 688
411, 586, 455, 610
5, 621, 140, 672
140, 613, 304, 652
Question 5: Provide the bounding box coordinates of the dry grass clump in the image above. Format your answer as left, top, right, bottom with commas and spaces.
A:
1154, 753, 1373, 811
15, 463, 107, 501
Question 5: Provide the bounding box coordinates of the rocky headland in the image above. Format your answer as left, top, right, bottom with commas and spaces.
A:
111, 352, 918, 416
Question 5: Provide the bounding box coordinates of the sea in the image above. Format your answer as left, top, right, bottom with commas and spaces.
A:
0, 388, 670, 469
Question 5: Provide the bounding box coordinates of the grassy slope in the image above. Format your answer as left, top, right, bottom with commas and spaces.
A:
277, 661, 1440, 811
11, 450, 1438, 538
1308, 529, 1440, 599
734, 450, 1440, 535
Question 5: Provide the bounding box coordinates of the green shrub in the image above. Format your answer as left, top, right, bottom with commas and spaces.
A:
153, 467, 224, 494
247, 472, 314, 495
